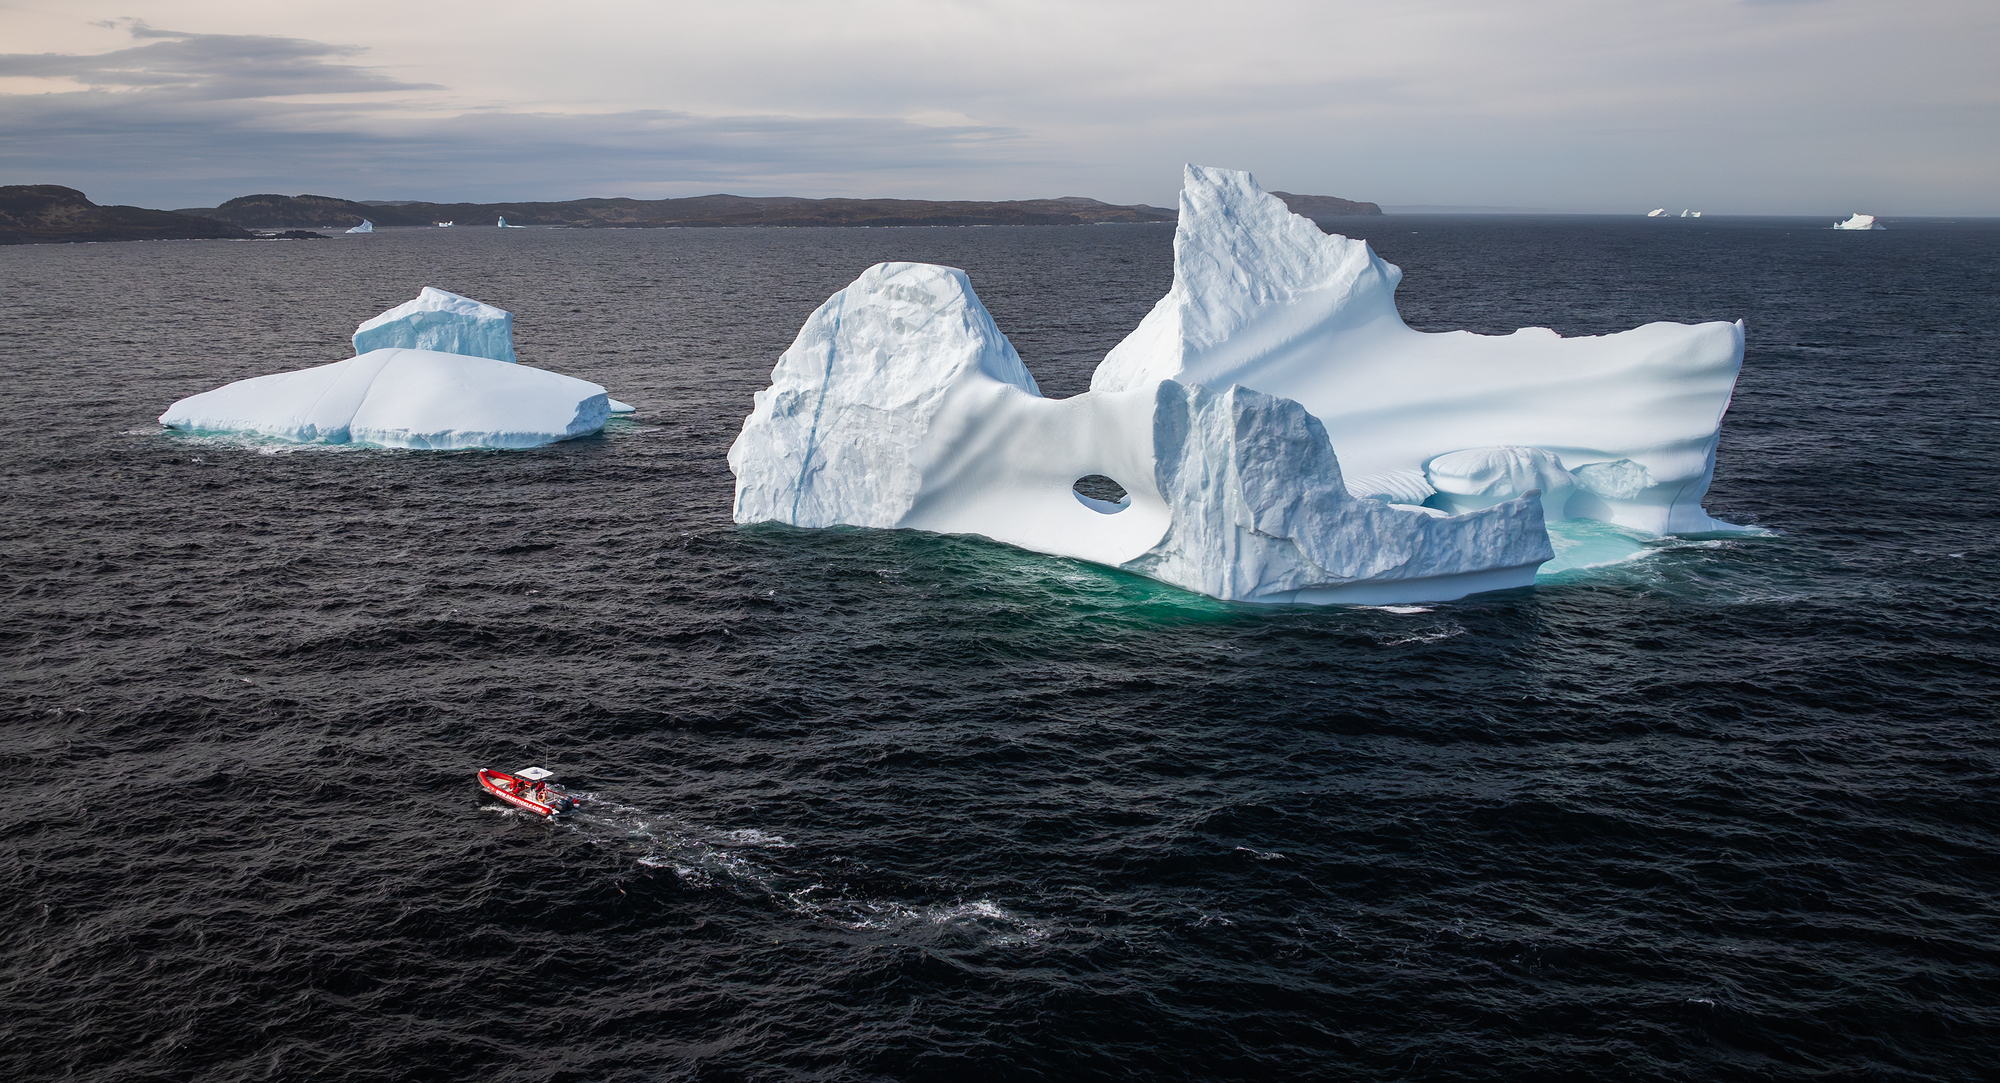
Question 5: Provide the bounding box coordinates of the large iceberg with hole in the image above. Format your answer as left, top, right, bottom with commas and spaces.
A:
728, 165, 1747, 604
160, 287, 625, 448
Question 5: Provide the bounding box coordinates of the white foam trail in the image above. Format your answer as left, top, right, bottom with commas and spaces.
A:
552, 794, 1049, 944
1382, 626, 1465, 646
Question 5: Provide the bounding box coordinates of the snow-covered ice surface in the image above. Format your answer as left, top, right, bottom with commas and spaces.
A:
160, 348, 610, 449
1834, 213, 1883, 230
728, 165, 1749, 605
353, 286, 517, 363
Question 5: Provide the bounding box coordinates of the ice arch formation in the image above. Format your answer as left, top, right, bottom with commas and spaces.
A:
729, 165, 1746, 605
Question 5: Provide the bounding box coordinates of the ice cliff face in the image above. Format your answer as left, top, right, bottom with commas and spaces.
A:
729, 165, 1750, 605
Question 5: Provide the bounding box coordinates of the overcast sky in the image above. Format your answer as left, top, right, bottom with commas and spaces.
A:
2, 0, 1994, 213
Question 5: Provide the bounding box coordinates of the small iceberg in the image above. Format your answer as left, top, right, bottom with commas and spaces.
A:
346, 219, 374, 234
497, 217, 526, 228
1680, 209, 1701, 218
160, 287, 634, 448
1646, 208, 1667, 217
1834, 213, 1882, 230
435, 221, 454, 227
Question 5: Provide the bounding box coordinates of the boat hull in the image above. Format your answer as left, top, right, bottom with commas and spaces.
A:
477, 768, 568, 815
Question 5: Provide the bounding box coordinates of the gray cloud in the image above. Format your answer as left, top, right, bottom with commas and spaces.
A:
0, 24, 1025, 206
0, 92, 1026, 207
0, 23, 437, 99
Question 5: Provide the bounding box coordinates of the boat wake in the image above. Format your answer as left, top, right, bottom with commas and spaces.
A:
556, 795, 1052, 944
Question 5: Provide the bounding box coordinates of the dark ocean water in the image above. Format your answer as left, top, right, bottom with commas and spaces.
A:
3, 215, 1998, 1082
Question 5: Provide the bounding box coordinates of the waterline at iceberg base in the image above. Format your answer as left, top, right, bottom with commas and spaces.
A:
728, 165, 1749, 605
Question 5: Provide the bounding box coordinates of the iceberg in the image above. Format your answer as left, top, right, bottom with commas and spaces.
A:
161, 287, 633, 447
497, 217, 525, 228
159, 349, 609, 449
346, 219, 374, 234
727, 165, 1747, 605
1647, 209, 1667, 217
1834, 213, 1882, 230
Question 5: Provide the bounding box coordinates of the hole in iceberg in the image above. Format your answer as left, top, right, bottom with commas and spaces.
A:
1072, 474, 1130, 514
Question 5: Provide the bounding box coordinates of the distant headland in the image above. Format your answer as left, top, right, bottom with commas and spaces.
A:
176, 190, 1381, 229
1, 184, 1382, 244
0, 185, 253, 244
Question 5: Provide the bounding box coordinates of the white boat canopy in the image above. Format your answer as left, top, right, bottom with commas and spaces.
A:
515, 766, 556, 781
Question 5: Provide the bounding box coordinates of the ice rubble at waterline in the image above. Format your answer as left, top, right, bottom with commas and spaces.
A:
159, 287, 633, 450
729, 165, 1750, 605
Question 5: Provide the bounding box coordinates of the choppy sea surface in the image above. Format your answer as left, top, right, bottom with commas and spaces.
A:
3, 215, 1998, 1082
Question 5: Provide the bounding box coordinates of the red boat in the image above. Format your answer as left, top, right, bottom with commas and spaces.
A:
477, 766, 579, 815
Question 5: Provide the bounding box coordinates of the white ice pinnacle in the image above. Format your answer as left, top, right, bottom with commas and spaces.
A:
1833, 213, 1882, 230
728, 165, 1749, 605
354, 286, 517, 362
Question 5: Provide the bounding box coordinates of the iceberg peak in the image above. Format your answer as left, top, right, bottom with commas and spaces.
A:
1094, 165, 1744, 535
353, 286, 517, 362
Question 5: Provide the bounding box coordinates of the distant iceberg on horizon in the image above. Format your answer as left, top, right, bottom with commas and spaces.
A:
728, 165, 1748, 606
1834, 213, 1883, 230
345, 219, 374, 234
